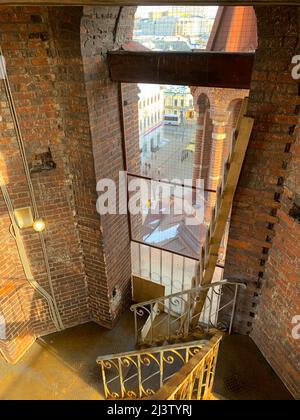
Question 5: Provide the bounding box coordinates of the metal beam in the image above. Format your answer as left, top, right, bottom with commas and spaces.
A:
108, 51, 254, 89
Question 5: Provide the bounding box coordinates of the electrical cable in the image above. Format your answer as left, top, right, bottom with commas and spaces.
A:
0, 46, 64, 330
0, 171, 62, 330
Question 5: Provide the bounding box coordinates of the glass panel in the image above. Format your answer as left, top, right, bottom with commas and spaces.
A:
128, 174, 211, 260
134, 6, 218, 51
128, 83, 197, 182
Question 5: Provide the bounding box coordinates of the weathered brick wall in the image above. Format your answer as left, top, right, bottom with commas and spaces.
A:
122, 82, 140, 175
0, 6, 92, 361
252, 186, 300, 398
0, 5, 138, 361
80, 6, 137, 326
225, 6, 300, 397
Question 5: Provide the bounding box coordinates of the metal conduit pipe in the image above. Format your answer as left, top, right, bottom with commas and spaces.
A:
0, 46, 64, 331
0, 171, 62, 331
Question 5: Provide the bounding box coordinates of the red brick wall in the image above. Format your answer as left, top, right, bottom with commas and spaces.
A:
0, 6, 92, 362
0, 5, 138, 362
252, 188, 300, 398
122, 82, 141, 175
225, 6, 300, 397
81, 6, 137, 326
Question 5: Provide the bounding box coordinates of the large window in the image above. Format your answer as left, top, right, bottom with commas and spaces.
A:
124, 83, 215, 259
133, 6, 218, 51
124, 5, 257, 261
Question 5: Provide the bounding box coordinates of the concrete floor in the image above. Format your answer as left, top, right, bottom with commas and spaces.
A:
214, 335, 293, 400
0, 311, 293, 400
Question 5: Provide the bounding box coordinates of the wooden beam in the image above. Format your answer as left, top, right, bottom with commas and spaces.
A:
0, 1, 298, 6
108, 51, 254, 89
191, 102, 254, 327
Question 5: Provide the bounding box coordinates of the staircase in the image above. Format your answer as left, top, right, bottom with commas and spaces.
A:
96, 279, 245, 400
97, 333, 222, 400
96, 99, 253, 400
130, 280, 246, 347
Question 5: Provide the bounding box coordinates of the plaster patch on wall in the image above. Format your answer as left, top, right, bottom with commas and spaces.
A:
110, 287, 122, 315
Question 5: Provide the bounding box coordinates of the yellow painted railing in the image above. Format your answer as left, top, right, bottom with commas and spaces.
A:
97, 332, 222, 400
130, 280, 245, 346
147, 332, 222, 400
97, 339, 208, 399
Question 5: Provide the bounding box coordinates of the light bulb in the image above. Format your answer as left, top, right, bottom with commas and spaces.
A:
33, 218, 46, 232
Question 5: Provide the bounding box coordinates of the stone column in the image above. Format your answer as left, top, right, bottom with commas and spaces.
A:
208, 112, 229, 192
192, 104, 207, 188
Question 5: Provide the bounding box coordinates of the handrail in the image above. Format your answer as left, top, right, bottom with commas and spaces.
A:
130, 279, 246, 345
130, 279, 246, 310
96, 339, 209, 363
97, 339, 211, 400
147, 332, 222, 400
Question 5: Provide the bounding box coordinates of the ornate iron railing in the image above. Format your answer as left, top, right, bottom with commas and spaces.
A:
97, 339, 212, 400
130, 279, 246, 345
148, 333, 222, 400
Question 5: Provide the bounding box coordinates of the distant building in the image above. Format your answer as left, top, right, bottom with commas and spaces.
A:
134, 10, 216, 51
176, 16, 214, 38
134, 16, 177, 37
133, 35, 192, 51
138, 84, 164, 157
163, 86, 194, 120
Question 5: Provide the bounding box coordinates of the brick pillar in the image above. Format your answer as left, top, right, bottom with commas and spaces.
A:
192, 105, 206, 186
201, 111, 214, 187
208, 114, 228, 192
81, 6, 137, 327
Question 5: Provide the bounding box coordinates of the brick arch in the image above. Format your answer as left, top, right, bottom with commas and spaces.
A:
192, 87, 248, 197
225, 98, 243, 160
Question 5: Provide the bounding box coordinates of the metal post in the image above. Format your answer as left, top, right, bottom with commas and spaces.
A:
149, 245, 151, 279
118, 357, 125, 398
229, 283, 239, 334
160, 249, 162, 285
138, 243, 141, 276
186, 291, 191, 336
215, 283, 222, 327
181, 257, 185, 292
208, 288, 213, 332
137, 354, 143, 398
168, 299, 171, 340
134, 309, 138, 344
100, 362, 109, 399
159, 351, 163, 388
171, 253, 174, 294
150, 303, 154, 344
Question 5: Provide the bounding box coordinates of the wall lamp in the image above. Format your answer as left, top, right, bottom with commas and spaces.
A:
33, 218, 46, 233
14, 207, 46, 232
